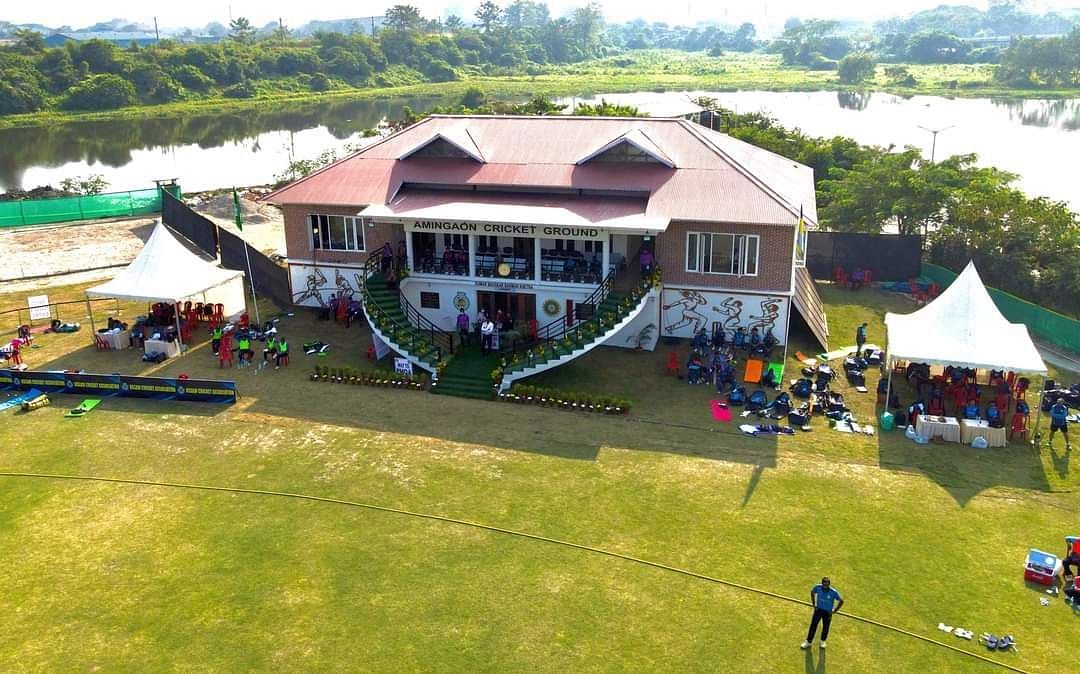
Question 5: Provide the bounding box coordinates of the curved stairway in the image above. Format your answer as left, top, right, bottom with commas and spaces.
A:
359, 247, 658, 399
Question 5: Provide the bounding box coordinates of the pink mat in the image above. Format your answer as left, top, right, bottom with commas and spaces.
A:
711, 400, 733, 422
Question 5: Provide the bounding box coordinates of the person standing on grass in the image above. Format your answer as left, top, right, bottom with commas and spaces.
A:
1049, 397, 1071, 450
855, 323, 868, 358
801, 577, 844, 650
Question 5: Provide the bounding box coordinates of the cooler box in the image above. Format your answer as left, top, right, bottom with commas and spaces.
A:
880, 411, 895, 432
1024, 548, 1060, 586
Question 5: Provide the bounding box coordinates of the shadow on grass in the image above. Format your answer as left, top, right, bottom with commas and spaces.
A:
803, 647, 827, 674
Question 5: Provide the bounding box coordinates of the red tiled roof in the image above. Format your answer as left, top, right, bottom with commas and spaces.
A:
264, 115, 817, 227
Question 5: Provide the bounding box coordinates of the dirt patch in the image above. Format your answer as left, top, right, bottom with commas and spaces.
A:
187, 188, 285, 257
1, 218, 157, 283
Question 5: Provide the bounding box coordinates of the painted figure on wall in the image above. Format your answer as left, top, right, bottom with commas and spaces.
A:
747, 297, 782, 332
713, 297, 744, 330
663, 290, 708, 335
334, 269, 358, 298
293, 267, 328, 307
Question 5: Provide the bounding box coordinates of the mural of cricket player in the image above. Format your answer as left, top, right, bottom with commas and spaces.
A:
747, 297, 782, 333
713, 297, 744, 330
293, 267, 328, 307
334, 269, 357, 298
663, 290, 708, 335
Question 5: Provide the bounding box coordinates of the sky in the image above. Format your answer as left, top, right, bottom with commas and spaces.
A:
6, 0, 1079, 31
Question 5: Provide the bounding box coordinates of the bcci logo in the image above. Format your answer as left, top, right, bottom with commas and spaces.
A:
65, 379, 74, 389
453, 292, 470, 312
120, 382, 130, 392
177, 385, 186, 395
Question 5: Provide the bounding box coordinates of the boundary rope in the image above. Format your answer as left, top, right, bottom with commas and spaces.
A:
0, 471, 1027, 673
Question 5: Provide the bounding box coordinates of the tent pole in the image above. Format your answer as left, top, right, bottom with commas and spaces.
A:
883, 357, 894, 421
85, 295, 96, 344
175, 302, 184, 353
1031, 374, 1044, 449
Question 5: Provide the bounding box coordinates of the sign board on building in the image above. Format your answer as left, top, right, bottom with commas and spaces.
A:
27, 295, 50, 321
405, 220, 606, 241
394, 357, 414, 376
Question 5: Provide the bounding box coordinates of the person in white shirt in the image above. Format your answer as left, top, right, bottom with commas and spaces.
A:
481, 319, 495, 354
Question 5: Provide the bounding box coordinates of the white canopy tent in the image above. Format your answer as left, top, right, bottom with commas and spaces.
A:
883, 261, 1047, 441
85, 222, 245, 347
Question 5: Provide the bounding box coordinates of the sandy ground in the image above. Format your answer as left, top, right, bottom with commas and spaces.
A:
0, 192, 286, 293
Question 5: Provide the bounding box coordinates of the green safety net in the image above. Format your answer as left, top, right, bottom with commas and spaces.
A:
0, 185, 180, 228
922, 263, 1080, 354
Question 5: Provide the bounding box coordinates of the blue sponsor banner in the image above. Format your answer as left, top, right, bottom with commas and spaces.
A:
0, 370, 236, 404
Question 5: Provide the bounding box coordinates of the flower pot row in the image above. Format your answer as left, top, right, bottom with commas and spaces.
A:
310, 366, 427, 391
498, 385, 631, 415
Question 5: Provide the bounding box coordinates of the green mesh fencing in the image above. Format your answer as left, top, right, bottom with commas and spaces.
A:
922, 263, 1080, 354
0, 185, 181, 228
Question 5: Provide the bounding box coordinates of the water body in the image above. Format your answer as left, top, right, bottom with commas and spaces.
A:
3, 90, 1079, 210
574, 90, 1080, 210
0, 95, 455, 195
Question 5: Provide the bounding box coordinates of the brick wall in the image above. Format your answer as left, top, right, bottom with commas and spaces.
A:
655, 220, 793, 293
282, 203, 403, 265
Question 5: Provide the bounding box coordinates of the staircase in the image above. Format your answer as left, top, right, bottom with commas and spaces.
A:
360, 248, 453, 374
497, 276, 657, 392
431, 347, 496, 400
359, 245, 659, 400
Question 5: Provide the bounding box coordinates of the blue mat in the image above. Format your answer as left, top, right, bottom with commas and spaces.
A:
0, 388, 42, 412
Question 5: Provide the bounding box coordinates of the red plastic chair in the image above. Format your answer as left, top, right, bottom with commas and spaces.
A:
666, 351, 680, 377
193, 302, 204, 323
928, 282, 942, 298
928, 397, 945, 416
219, 338, 234, 368
994, 392, 1009, 414
862, 269, 873, 286
833, 267, 847, 286
909, 279, 929, 305
527, 319, 539, 341
213, 303, 225, 326
1009, 413, 1028, 441
950, 385, 967, 414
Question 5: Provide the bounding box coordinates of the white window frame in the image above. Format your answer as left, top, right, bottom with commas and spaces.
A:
685, 231, 760, 277
309, 214, 366, 252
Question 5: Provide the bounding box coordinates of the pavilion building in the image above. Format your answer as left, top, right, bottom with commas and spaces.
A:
265, 114, 827, 387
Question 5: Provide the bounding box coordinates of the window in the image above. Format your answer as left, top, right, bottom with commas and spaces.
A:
420, 292, 440, 309
583, 240, 603, 254
685, 232, 760, 276
443, 233, 467, 250
309, 214, 365, 251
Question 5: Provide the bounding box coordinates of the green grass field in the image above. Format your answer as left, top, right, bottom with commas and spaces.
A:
0, 279, 1078, 671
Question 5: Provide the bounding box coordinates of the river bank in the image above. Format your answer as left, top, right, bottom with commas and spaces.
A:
1, 52, 1077, 130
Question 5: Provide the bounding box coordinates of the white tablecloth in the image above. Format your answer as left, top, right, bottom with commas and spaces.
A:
99, 330, 129, 350
960, 419, 1007, 447
916, 415, 961, 442
144, 338, 181, 359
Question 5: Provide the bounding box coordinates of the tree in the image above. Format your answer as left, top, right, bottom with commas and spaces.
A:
837, 53, 876, 84
13, 28, 45, 54
384, 5, 425, 32
229, 17, 256, 43
572, 3, 604, 56
59, 174, 109, 195
573, 99, 642, 117
474, 2, 504, 33
60, 74, 137, 111
444, 15, 465, 32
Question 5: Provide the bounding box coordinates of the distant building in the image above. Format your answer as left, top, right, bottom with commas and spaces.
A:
43, 31, 159, 48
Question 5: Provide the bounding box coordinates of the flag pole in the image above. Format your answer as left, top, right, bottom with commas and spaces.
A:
235, 187, 260, 326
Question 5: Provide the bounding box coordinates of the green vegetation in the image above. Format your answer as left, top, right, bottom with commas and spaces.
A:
997, 29, 1080, 88
0, 279, 1076, 671
694, 100, 1080, 318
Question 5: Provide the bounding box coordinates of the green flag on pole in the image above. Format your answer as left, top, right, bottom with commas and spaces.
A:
233, 187, 243, 231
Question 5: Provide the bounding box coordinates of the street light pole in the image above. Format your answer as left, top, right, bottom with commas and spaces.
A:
917, 124, 955, 163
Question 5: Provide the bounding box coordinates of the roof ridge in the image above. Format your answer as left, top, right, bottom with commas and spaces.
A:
262, 117, 435, 202
678, 119, 805, 223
